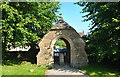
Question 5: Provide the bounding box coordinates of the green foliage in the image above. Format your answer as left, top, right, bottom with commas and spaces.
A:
1, 2, 60, 50
76, 2, 120, 63
45, 63, 53, 69
54, 39, 66, 48
80, 63, 120, 77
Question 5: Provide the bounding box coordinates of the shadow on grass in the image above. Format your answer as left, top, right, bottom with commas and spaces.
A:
80, 63, 120, 77
1, 75, 45, 77
2, 58, 22, 66
2, 52, 26, 66
2, 52, 32, 66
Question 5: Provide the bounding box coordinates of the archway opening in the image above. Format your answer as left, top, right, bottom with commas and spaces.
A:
53, 38, 70, 66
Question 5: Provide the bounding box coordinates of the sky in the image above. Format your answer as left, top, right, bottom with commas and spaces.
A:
58, 2, 91, 34
57, 0, 80, 2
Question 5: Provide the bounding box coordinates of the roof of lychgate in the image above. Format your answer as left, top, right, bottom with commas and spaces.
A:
51, 19, 74, 30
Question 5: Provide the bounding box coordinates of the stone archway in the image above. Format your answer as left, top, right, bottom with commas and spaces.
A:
36, 19, 88, 68
51, 35, 73, 66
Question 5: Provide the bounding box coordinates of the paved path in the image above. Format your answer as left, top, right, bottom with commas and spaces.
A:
46, 64, 90, 77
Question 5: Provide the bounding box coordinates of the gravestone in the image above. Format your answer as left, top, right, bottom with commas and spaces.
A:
59, 53, 64, 66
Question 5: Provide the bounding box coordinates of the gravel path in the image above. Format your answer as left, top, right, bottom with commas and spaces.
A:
46, 64, 90, 77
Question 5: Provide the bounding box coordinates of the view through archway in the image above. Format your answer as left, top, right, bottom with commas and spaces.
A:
53, 38, 70, 66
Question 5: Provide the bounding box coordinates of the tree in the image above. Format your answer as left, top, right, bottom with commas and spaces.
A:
1, 2, 60, 51
76, 2, 120, 63
54, 39, 66, 48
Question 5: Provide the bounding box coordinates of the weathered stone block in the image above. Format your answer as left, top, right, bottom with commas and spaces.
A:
37, 19, 88, 68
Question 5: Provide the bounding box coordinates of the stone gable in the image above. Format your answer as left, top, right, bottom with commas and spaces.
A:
37, 19, 88, 68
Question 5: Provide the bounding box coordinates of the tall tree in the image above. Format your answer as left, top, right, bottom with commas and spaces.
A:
76, 2, 120, 63
1, 2, 60, 51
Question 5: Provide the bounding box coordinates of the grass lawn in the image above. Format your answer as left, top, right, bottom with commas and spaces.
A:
2, 59, 120, 77
80, 63, 120, 77
0, 65, 2, 76
2, 61, 47, 75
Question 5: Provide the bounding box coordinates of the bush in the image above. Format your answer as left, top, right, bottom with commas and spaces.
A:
45, 64, 53, 69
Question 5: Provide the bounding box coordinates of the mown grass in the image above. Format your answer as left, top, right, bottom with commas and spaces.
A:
80, 63, 120, 77
0, 65, 2, 76
2, 61, 47, 75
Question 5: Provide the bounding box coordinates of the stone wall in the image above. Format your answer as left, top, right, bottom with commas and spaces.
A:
37, 29, 88, 68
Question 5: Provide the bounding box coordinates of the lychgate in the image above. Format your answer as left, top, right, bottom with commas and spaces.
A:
36, 19, 88, 68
